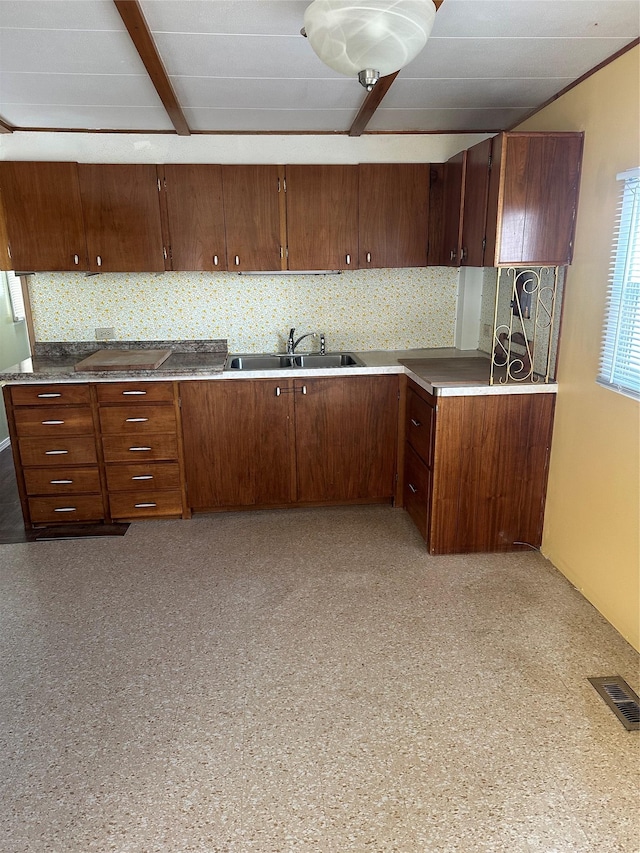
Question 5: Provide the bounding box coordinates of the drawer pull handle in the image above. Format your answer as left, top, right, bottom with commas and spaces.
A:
122, 390, 147, 395
129, 446, 152, 452
134, 503, 157, 509
408, 483, 418, 494
54, 507, 77, 513
411, 418, 422, 427
132, 475, 154, 480
37, 393, 61, 398
45, 449, 69, 455
42, 420, 64, 425
125, 418, 149, 422
301, 385, 307, 395
50, 479, 73, 485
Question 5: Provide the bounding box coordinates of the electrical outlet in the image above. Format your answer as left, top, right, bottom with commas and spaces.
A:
95, 327, 115, 340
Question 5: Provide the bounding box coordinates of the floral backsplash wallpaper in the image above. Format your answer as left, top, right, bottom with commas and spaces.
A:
28, 267, 459, 352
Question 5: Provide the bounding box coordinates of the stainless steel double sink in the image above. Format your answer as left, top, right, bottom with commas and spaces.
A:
226, 352, 364, 371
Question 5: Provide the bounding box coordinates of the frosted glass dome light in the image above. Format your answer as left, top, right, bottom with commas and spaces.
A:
303, 0, 436, 88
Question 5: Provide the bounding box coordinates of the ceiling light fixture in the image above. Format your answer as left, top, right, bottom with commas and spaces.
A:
301, 0, 436, 91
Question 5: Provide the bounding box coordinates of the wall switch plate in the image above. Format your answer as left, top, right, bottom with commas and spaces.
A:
95, 327, 115, 340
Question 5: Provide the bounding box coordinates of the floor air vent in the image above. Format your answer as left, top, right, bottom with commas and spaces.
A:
588, 676, 640, 731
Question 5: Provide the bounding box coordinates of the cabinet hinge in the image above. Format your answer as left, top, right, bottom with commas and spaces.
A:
178, 396, 182, 408
482, 237, 487, 252
488, 154, 493, 169
395, 471, 398, 482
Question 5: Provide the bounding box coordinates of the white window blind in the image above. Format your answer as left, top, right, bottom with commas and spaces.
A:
598, 167, 640, 400
5, 270, 26, 322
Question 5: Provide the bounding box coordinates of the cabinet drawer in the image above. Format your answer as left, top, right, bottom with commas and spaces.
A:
406, 389, 435, 466
23, 466, 101, 496
105, 462, 181, 492
19, 435, 98, 467
11, 384, 90, 406
102, 434, 178, 463
108, 490, 183, 519
99, 404, 176, 435
403, 443, 431, 542
14, 406, 95, 437
28, 494, 104, 524
96, 382, 174, 403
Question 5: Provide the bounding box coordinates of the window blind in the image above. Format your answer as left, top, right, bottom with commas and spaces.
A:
598, 167, 640, 400
5, 270, 26, 323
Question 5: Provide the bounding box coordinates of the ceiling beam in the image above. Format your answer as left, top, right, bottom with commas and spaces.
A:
348, 0, 445, 137
349, 72, 399, 138
113, 0, 191, 136
0, 114, 15, 134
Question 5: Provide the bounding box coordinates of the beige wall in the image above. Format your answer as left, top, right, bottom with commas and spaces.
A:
517, 46, 640, 651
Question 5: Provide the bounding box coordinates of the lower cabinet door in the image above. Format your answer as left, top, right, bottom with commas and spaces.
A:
180, 379, 295, 509
294, 376, 398, 503
403, 443, 431, 542
28, 495, 105, 524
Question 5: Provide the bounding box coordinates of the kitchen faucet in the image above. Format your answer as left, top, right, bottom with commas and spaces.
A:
287, 327, 324, 354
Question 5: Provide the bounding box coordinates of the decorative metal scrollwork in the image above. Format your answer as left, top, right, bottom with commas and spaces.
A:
490, 266, 559, 385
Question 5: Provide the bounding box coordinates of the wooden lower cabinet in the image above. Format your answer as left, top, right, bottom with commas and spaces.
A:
4, 380, 188, 528
96, 382, 188, 521
180, 375, 398, 511
4, 382, 106, 526
403, 378, 555, 554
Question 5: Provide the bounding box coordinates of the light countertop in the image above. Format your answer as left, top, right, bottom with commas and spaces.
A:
0, 343, 558, 397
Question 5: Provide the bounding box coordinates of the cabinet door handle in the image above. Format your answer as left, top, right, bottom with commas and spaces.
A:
460, 247, 468, 262
45, 449, 69, 455
134, 502, 157, 509
122, 390, 147, 395
125, 417, 149, 423
74, 254, 80, 265
408, 483, 418, 494
346, 254, 351, 265
275, 386, 281, 397
41, 420, 64, 425
129, 446, 152, 452
213, 255, 219, 266
301, 385, 307, 395
50, 479, 73, 485
234, 255, 240, 266
96, 255, 102, 267
132, 475, 154, 480
37, 392, 61, 398
410, 418, 422, 427
366, 252, 371, 263
54, 507, 77, 513
450, 249, 457, 261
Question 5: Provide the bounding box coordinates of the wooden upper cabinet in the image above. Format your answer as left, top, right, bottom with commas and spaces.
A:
460, 137, 492, 267
222, 165, 284, 272
358, 163, 429, 268
485, 132, 584, 266
440, 151, 466, 266
285, 165, 359, 271
0, 161, 88, 272
78, 164, 165, 272
161, 164, 227, 271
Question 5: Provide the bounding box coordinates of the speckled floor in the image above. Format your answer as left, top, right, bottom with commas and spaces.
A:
0, 505, 638, 853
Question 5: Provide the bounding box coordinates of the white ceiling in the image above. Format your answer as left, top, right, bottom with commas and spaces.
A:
0, 0, 637, 134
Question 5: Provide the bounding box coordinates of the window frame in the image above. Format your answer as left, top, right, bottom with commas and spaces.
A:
597, 167, 640, 401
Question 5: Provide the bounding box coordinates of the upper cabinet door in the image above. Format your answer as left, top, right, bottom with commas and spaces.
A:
161, 164, 227, 271
78, 164, 165, 273
358, 163, 429, 268
0, 162, 88, 272
285, 165, 359, 271
460, 138, 492, 267
440, 151, 466, 266
486, 132, 584, 266
222, 165, 284, 272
